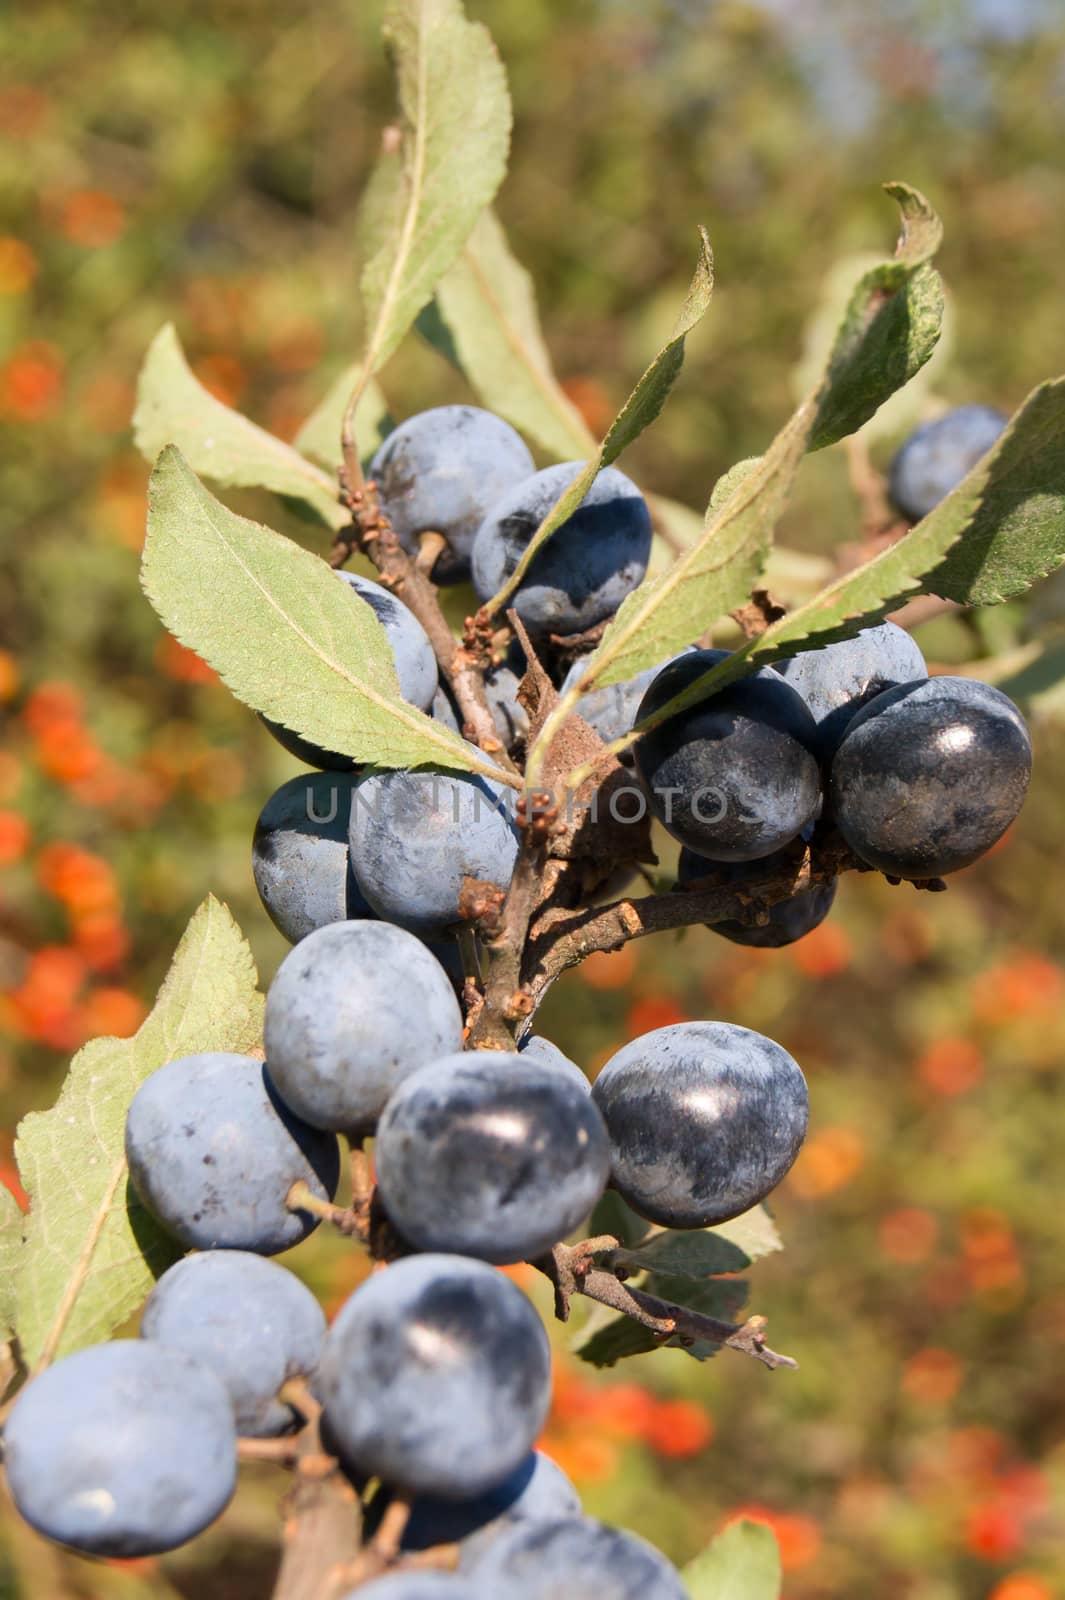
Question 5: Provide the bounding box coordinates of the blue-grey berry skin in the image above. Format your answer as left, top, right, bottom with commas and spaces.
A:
349, 765, 520, 938
634, 650, 822, 862
591, 1022, 809, 1228
253, 773, 374, 945
485, 664, 530, 748
341, 1576, 488, 1600
3, 1341, 237, 1557
318, 1253, 551, 1499
125, 1053, 340, 1254
431, 684, 463, 734
140, 1251, 326, 1437
518, 1034, 590, 1094
677, 845, 837, 948
560, 655, 675, 745
261, 570, 437, 767
471, 464, 653, 638
465, 1517, 687, 1600
375, 1052, 610, 1263
774, 622, 927, 761
370, 406, 536, 585
830, 675, 1032, 880
889, 404, 1007, 522
264, 922, 464, 1134
365, 1450, 580, 1562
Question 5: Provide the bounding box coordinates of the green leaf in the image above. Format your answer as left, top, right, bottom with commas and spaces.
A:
568, 186, 942, 698
809, 183, 944, 451
483, 228, 714, 617
634, 376, 1065, 723
712, 1205, 783, 1264
576, 1277, 748, 1368
13, 898, 263, 1370
134, 325, 347, 531
295, 372, 392, 472
0, 1187, 25, 1343
344, 0, 511, 445
141, 449, 506, 783
429, 209, 596, 460
683, 1520, 782, 1600
610, 1206, 781, 1280
609, 1232, 748, 1280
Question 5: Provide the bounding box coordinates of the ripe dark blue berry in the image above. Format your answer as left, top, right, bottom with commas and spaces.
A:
252, 773, 374, 944
774, 622, 927, 760
634, 649, 821, 861
889, 404, 1007, 522
3, 1341, 236, 1557
830, 675, 1032, 879
318, 1254, 551, 1499
465, 1516, 687, 1599
375, 1052, 610, 1262
471, 463, 652, 638
141, 1250, 326, 1436
264, 921, 464, 1133
591, 1021, 809, 1227
370, 405, 536, 584
125, 1052, 340, 1254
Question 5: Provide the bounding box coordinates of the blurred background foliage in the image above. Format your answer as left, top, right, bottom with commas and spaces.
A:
1, 0, 1065, 1596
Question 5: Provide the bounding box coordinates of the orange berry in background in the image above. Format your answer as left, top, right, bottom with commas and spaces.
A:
965, 1500, 1025, 1562
560, 375, 614, 436
0, 649, 19, 703
192, 353, 247, 408
972, 952, 1065, 1024
789, 919, 851, 979
22, 681, 83, 735
73, 915, 130, 973
0, 237, 37, 295
725, 1506, 821, 1570
902, 1347, 964, 1406
879, 1206, 939, 1264
916, 1034, 984, 1097
82, 987, 146, 1040
579, 944, 636, 991
155, 634, 219, 685
643, 1398, 713, 1458
538, 1432, 618, 1486
626, 995, 688, 1036
787, 1125, 865, 1199
0, 341, 64, 422
57, 189, 125, 248
0, 811, 30, 867
989, 1573, 1055, 1600
596, 1382, 657, 1440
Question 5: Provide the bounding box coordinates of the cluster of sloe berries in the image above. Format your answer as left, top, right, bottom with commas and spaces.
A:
2, 402, 1030, 1597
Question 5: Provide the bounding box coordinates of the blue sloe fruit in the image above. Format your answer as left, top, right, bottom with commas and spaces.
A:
125, 1052, 340, 1253
364, 1450, 580, 1561
340, 1576, 488, 1600
830, 675, 1032, 879
677, 845, 837, 948
348, 764, 519, 938
634, 649, 821, 861
264, 921, 464, 1133
471, 464, 652, 638
375, 1052, 610, 1262
591, 1021, 809, 1228
518, 1034, 590, 1094
252, 773, 374, 945
140, 1250, 326, 1437
465, 1516, 688, 1599
773, 622, 927, 760
370, 405, 536, 585
318, 1253, 551, 1499
889, 404, 1007, 522
262, 570, 437, 767
3, 1341, 236, 1556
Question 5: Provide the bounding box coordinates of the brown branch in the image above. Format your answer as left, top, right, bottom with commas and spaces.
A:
338, 480, 517, 771
270, 1418, 361, 1600
524, 833, 862, 999
578, 1267, 798, 1371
